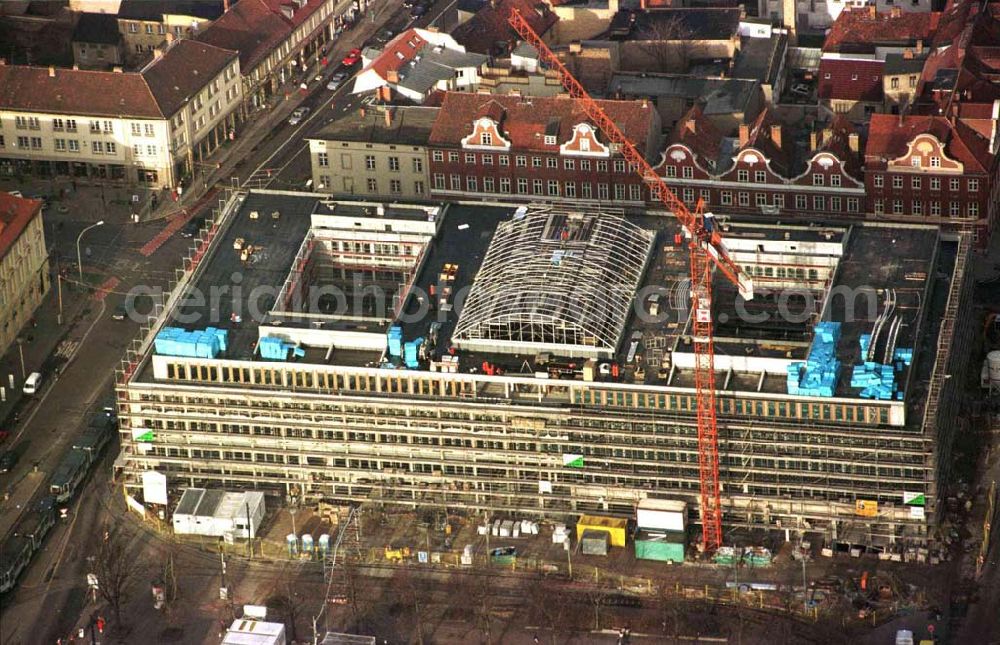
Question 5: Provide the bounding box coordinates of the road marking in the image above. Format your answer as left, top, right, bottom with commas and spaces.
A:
92, 276, 119, 301
139, 188, 219, 257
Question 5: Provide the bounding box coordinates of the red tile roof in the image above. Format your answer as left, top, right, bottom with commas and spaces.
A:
666, 103, 722, 168
0, 192, 42, 259
865, 113, 993, 173
197, 0, 292, 73
813, 115, 863, 180
262, 0, 325, 28
740, 107, 791, 175
367, 28, 429, 80
818, 58, 884, 102
451, 0, 558, 55
428, 92, 655, 156
0, 63, 162, 118
823, 7, 939, 53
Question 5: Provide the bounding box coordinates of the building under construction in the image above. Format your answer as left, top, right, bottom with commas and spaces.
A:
115, 189, 975, 551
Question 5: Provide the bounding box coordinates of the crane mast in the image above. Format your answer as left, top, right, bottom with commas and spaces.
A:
506, 9, 753, 552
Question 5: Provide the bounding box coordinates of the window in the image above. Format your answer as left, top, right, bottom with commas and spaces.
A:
480, 131, 492, 146
812, 173, 824, 186
629, 184, 641, 201
29, 136, 42, 150
128, 22, 138, 33
68, 139, 79, 152
755, 192, 767, 206
613, 159, 625, 173
930, 177, 940, 191
597, 183, 609, 200
565, 182, 576, 198
533, 179, 543, 194
66, 119, 77, 132
847, 197, 859, 212
133, 144, 142, 156
54, 138, 66, 151
414, 180, 425, 195
499, 177, 510, 193
682, 166, 693, 179
737, 169, 749, 182
145, 23, 153, 34
90, 120, 101, 134
563, 158, 574, 170
390, 179, 401, 194
812, 195, 825, 210
580, 159, 591, 171
795, 194, 807, 209
890, 77, 900, 89
830, 196, 841, 212
930, 201, 941, 216
366, 178, 378, 193
738, 192, 750, 206
448, 152, 459, 162
950, 178, 960, 191
892, 176, 903, 189
499, 155, 509, 167
432, 150, 444, 162
157, 23, 166, 34
15, 116, 27, 129
144, 124, 154, 137
412, 157, 422, 172
721, 190, 733, 205
581, 182, 592, 199
547, 180, 559, 196
516, 155, 527, 167
450, 174, 461, 190
106, 142, 116, 154
517, 178, 528, 194
27, 117, 39, 130
103, 120, 113, 134
53, 118, 64, 131
614, 184, 626, 200
146, 144, 156, 155
893, 199, 904, 215
755, 170, 766, 183
969, 178, 980, 192
318, 152, 329, 167
433, 173, 445, 190
701, 189, 711, 205
909, 75, 917, 88
0, 135, 4, 147
597, 160, 608, 172
949, 201, 960, 217
531, 156, 541, 168
930, 156, 940, 167
969, 202, 980, 218
92, 141, 104, 154
773, 193, 783, 208
665, 165, 676, 178
483, 177, 495, 192
874, 199, 884, 215
873, 174, 883, 188
365, 155, 375, 170
388, 156, 400, 172
912, 200, 922, 216
911, 157, 921, 168
830, 174, 841, 187
544, 135, 556, 145
546, 157, 557, 169
131, 123, 141, 136
465, 153, 476, 164
911, 176, 921, 190
482, 154, 493, 166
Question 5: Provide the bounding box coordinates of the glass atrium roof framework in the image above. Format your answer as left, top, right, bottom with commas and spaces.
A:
453, 209, 655, 359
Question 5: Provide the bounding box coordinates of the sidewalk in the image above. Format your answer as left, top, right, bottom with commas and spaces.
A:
146, 0, 398, 223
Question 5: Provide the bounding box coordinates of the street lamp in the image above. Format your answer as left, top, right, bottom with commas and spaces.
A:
77, 220, 104, 286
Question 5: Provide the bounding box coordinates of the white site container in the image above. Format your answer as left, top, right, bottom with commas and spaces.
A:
636, 499, 687, 532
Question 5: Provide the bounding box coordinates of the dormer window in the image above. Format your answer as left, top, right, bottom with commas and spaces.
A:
930, 156, 940, 167
481, 132, 492, 146
911, 157, 920, 168
544, 135, 556, 145
580, 138, 590, 151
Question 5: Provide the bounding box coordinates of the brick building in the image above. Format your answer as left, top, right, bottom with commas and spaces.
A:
865, 113, 998, 245
426, 93, 660, 206
654, 105, 865, 218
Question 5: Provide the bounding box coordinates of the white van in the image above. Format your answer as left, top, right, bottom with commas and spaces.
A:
23, 372, 42, 395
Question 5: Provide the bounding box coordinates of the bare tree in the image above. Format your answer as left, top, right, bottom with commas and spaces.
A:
632, 15, 695, 74
340, 556, 363, 628
93, 523, 142, 628
396, 567, 429, 645
267, 577, 302, 643
463, 570, 495, 644
527, 574, 568, 645
657, 580, 684, 643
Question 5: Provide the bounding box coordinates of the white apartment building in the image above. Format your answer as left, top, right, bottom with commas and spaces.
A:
0, 193, 48, 359
0, 39, 242, 189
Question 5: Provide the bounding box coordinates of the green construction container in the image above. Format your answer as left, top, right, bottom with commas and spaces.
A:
635, 530, 685, 563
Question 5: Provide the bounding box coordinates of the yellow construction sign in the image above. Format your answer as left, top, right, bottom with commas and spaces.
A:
855, 500, 878, 517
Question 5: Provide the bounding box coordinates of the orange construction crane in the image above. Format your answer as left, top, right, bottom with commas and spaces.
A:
507, 9, 754, 552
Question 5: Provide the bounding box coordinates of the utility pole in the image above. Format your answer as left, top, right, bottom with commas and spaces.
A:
246, 501, 253, 559
57, 274, 63, 325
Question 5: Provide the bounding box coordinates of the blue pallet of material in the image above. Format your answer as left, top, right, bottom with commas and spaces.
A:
259, 336, 302, 361
154, 326, 223, 359
387, 325, 403, 357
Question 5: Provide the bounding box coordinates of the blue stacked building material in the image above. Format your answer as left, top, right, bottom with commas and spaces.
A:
849, 344, 911, 400
388, 325, 403, 357
786, 322, 841, 397
403, 337, 423, 369
154, 326, 226, 359
259, 336, 306, 360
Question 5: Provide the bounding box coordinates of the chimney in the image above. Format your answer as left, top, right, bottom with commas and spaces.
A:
153, 48, 164, 60
903, 49, 913, 60
868, 5, 876, 18
890, 6, 901, 18
686, 119, 696, 134
72, 64, 79, 70
809, 130, 819, 151
386, 70, 400, 84
384, 107, 394, 127
770, 123, 782, 149
848, 132, 859, 153
377, 85, 392, 102
166, 32, 175, 44
48, 66, 55, 78
738, 123, 750, 147
223, 0, 230, 10
916, 40, 924, 55
113, 66, 123, 73
360, 107, 366, 118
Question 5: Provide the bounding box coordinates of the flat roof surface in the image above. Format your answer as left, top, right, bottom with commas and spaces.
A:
311, 106, 439, 146
141, 193, 943, 406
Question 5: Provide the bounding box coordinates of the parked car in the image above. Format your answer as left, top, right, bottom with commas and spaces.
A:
373, 29, 394, 45
327, 71, 348, 91
23, 372, 42, 395
0, 451, 19, 474
181, 216, 205, 238
288, 107, 310, 126
410, 4, 427, 18
341, 48, 362, 66
111, 303, 128, 321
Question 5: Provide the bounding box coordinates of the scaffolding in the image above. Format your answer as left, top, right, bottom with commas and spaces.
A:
452, 209, 655, 358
